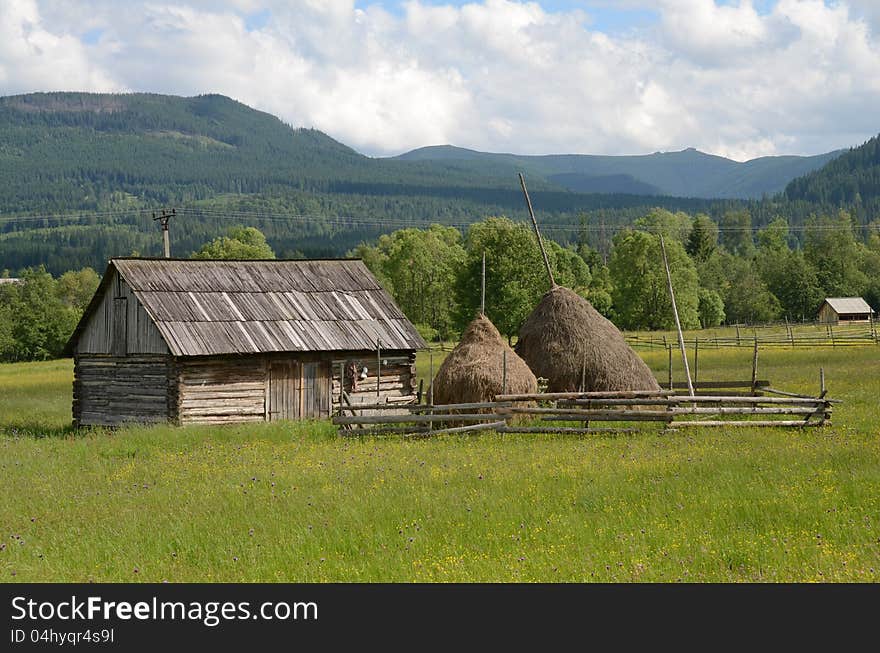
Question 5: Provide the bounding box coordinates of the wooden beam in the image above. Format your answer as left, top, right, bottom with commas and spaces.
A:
518, 173, 556, 288
671, 420, 827, 428
333, 413, 506, 425
659, 234, 693, 396
499, 426, 639, 435
416, 421, 506, 437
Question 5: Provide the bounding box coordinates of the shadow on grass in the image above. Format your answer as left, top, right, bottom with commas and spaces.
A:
0, 421, 81, 439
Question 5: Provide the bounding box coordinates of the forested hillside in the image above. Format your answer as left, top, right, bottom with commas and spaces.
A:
1, 92, 877, 279
0, 91, 731, 273
785, 134, 880, 213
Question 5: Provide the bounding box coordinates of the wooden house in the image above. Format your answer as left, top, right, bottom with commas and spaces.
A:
817, 297, 874, 325
64, 258, 426, 427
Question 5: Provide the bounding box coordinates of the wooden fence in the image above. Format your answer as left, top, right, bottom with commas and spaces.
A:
626, 323, 878, 350
332, 381, 836, 437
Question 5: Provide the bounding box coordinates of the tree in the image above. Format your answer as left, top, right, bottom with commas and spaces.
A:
578, 248, 614, 317
455, 217, 590, 339
698, 288, 725, 328
755, 222, 823, 320
354, 224, 466, 340
608, 230, 700, 330
720, 256, 781, 324
192, 226, 275, 259
686, 214, 719, 263
756, 218, 789, 252
634, 208, 692, 243
719, 209, 755, 257
762, 252, 824, 321
0, 268, 80, 361
0, 303, 14, 360
55, 267, 101, 311
803, 211, 868, 297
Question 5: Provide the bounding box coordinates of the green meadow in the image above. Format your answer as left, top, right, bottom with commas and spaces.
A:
1, 346, 879, 582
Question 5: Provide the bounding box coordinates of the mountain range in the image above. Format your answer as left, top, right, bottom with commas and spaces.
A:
0, 91, 873, 275
395, 145, 842, 199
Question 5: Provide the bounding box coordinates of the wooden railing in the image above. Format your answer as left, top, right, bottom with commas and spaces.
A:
626, 323, 878, 350
332, 381, 836, 437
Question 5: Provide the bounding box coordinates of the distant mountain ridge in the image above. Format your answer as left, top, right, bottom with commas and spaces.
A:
394, 145, 843, 200
784, 133, 880, 206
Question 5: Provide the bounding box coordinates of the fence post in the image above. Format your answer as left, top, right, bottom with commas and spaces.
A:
736, 325, 741, 347
667, 345, 673, 391
580, 355, 586, 393
693, 337, 699, 387
751, 339, 759, 393
819, 367, 826, 397
428, 352, 434, 432
428, 351, 434, 405
338, 361, 344, 414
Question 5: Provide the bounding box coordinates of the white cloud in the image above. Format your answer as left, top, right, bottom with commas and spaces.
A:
0, 0, 118, 94
1, 0, 879, 160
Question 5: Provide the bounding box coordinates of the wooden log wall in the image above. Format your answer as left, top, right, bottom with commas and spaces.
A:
75, 350, 420, 427
176, 357, 267, 425
330, 352, 417, 410
73, 355, 174, 427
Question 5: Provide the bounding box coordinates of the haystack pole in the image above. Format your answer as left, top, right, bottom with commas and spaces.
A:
659, 234, 694, 397
481, 250, 486, 315
518, 173, 555, 289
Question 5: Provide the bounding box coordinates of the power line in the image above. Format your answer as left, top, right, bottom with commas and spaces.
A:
0, 205, 874, 236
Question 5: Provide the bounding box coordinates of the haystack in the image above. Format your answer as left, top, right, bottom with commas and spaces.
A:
515, 285, 660, 393
431, 314, 537, 405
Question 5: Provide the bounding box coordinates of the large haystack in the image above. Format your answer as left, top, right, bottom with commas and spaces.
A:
432, 314, 537, 405
515, 285, 660, 393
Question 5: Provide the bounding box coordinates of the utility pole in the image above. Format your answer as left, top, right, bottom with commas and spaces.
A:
153, 209, 175, 258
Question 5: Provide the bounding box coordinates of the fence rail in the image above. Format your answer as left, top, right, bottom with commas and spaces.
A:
626, 323, 878, 349
332, 380, 835, 437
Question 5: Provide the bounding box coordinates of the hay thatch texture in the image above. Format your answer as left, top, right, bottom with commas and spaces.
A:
432, 314, 537, 405
515, 286, 661, 393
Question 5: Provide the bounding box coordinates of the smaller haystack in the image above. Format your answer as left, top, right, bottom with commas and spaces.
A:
432, 314, 537, 405
516, 286, 660, 393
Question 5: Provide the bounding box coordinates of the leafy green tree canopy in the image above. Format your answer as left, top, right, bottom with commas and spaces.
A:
455, 217, 591, 339
0, 267, 80, 361
697, 288, 725, 328
634, 208, 693, 243
609, 229, 700, 330
686, 214, 719, 263
353, 224, 465, 340
719, 209, 755, 258
55, 267, 100, 312
192, 226, 275, 260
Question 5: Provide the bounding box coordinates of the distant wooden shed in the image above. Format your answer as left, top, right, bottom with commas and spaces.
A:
817, 297, 874, 325
64, 258, 426, 427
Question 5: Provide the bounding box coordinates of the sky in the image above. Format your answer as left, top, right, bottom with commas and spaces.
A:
1, 0, 879, 160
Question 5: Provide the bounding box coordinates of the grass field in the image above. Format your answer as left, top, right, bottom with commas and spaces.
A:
1, 346, 879, 582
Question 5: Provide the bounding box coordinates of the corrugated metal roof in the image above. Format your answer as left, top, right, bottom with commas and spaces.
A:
823, 297, 874, 315
69, 258, 426, 356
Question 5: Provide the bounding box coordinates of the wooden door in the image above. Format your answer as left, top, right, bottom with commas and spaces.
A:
302, 361, 330, 418
268, 361, 300, 421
